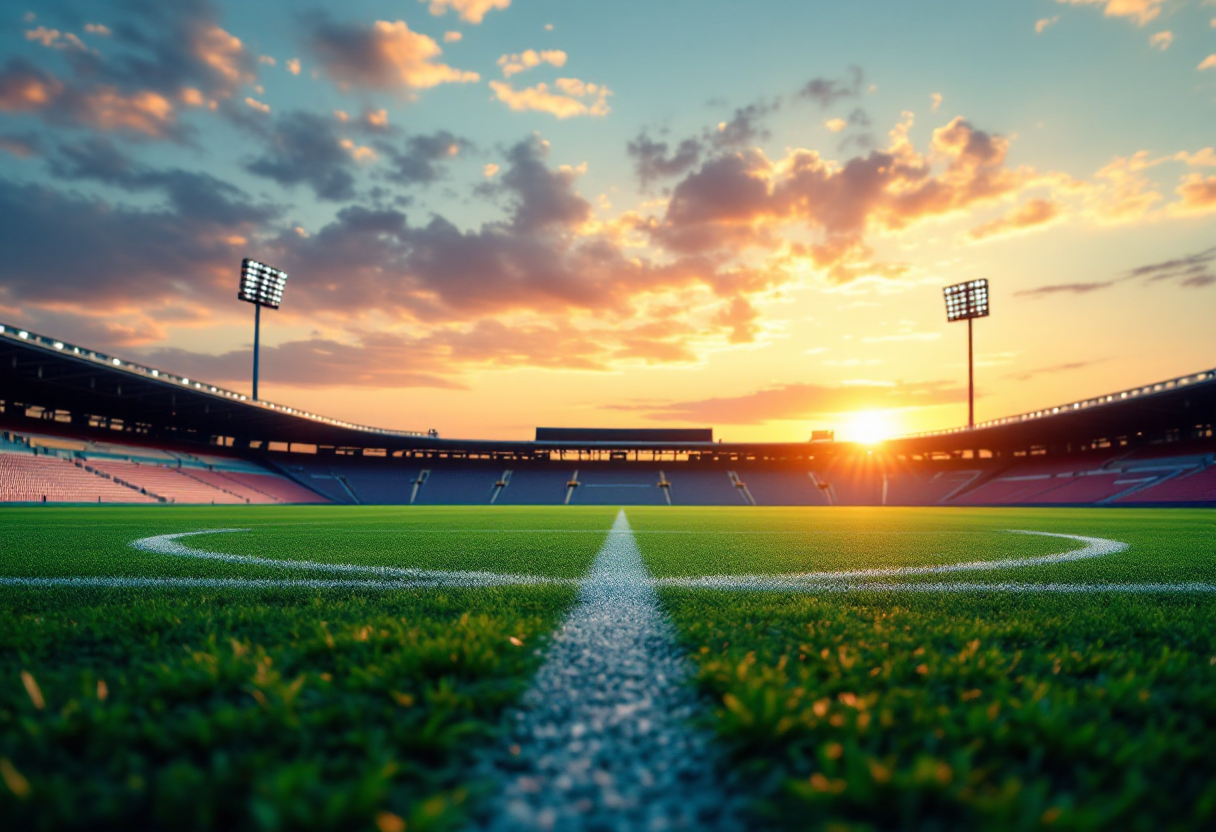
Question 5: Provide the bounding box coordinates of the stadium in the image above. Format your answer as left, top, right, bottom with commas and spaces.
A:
4, 2, 1216, 831
3, 320, 1214, 508
4, 308, 1216, 832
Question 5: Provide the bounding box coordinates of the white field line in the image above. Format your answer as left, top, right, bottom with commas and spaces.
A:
1, 526, 1209, 595
124, 529, 575, 587
656, 530, 1128, 590
0, 576, 547, 590
479, 509, 741, 831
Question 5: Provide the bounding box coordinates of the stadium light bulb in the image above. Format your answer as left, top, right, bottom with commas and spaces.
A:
238, 258, 289, 310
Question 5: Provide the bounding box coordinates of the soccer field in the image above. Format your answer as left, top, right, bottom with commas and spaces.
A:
2, 505, 1214, 830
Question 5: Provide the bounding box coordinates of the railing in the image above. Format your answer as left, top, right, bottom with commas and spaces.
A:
906, 369, 1216, 439
0, 322, 426, 438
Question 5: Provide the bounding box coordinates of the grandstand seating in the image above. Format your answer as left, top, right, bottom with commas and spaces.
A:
213, 471, 328, 504
882, 470, 981, 506
3, 423, 1213, 506
0, 453, 157, 503
84, 459, 248, 504
1116, 465, 1216, 503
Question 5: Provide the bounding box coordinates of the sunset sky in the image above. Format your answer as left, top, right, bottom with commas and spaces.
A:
1, 0, 1214, 442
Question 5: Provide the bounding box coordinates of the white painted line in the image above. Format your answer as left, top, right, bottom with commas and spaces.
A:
127, 529, 575, 587
656, 530, 1128, 589
3, 525, 1201, 595
480, 509, 741, 831
0, 576, 548, 590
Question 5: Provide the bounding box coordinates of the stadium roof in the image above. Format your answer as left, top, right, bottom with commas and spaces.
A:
2, 321, 1213, 458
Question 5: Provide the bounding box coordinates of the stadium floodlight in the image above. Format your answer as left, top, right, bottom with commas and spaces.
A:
942, 279, 989, 430
238, 258, 288, 401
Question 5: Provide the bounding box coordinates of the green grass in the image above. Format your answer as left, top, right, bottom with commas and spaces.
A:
0, 505, 613, 831
0, 505, 616, 580
632, 507, 1216, 831
4, 504, 1216, 830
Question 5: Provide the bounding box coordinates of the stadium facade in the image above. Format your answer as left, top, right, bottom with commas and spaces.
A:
2, 322, 1213, 506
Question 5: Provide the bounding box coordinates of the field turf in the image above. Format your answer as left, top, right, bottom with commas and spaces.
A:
630, 507, 1216, 831
2, 504, 1215, 830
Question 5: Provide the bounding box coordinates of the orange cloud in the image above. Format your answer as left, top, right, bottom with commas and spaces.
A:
648, 114, 1030, 282
286, 58, 301, 75
244, 96, 270, 114
610, 380, 964, 424
1149, 30, 1173, 49
0, 61, 63, 111
1058, 0, 1166, 26
1171, 174, 1216, 216
70, 87, 177, 136
191, 24, 253, 90
443, 31, 462, 43
309, 19, 479, 92
489, 78, 611, 118
422, 0, 511, 25
1199, 55, 1216, 71
1036, 16, 1060, 32
339, 138, 377, 162
83, 23, 110, 36
498, 49, 568, 77
967, 198, 1062, 241
824, 118, 847, 132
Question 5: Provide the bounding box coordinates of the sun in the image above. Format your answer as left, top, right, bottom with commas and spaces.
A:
846, 410, 894, 445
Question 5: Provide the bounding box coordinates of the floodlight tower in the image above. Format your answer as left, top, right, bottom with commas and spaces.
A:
238, 258, 288, 401
942, 279, 990, 429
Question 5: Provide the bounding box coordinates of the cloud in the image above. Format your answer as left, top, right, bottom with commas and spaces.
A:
1149, 30, 1173, 49
713, 297, 761, 344
646, 114, 1028, 282
1058, 0, 1166, 26
798, 66, 865, 108
0, 2, 258, 140
498, 49, 567, 78
710, 101, 777, 150
142, 337, 464, 389
244, 96, 269, 113
84, 24, 112, 37
243, 110, 360, 200
25, 27, 89, 52
930, 92, 942, 111
377, 131, 468, 185
443, 31, 462, 43
0, 59, 65, 112
0, 132, 41, 157
484, 163, 499, 177
1036, 16, 1060, 32
1199, 55, 1216, 71
626, 133, 701, 187
1014, 281, 1116, 298
1171, 174, 1216, 216
825, 118, 847, 133
489, 78, 611, 118
421, 0, 511, 25
609, 379, 964, 424
285, 58, 301, 75
47, 137, 279, 227
0, 176, 263, 316
0, 60, 182, 141
306, 17, 478, 93
1004, 359, 1107, 382
1017, 247, 1216, 297
967, 198, 1062, 241
1125, 247, 1216, 283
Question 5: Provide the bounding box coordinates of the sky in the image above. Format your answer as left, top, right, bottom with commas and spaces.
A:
1, 0, 1214, 443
